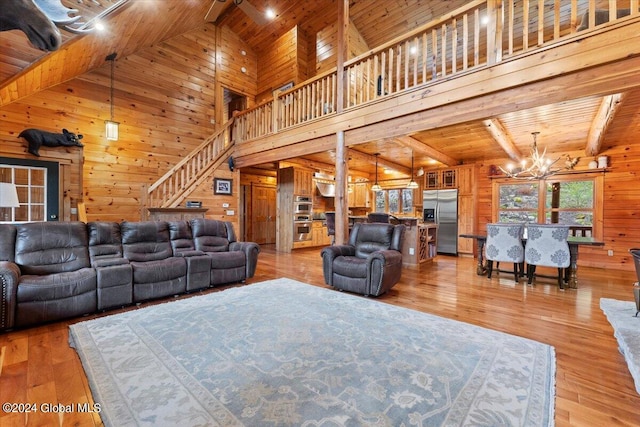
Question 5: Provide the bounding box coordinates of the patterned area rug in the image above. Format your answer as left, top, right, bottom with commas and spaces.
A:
600, 298, 640, 394
69, 278, 555, 426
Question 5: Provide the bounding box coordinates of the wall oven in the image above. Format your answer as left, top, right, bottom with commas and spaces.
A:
293, 195, 312, 215
293, 215, 312, 241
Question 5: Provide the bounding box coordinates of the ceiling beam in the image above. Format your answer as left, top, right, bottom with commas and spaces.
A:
347, 148, 411, 175
483, 118, 523, 161
585, 92, 627, 156
205, 0, 233, 22
393, 135, 459, 167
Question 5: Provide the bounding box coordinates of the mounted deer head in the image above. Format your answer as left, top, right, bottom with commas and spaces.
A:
0, 0, 80, 51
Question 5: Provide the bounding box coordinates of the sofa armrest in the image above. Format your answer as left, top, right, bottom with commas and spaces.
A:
0, 260, 20, 330
229, 241, 260, 278
320, 245, 356, 285
367, 250, 403, 296
175, 250, 206, 257
92, 257, 130, 268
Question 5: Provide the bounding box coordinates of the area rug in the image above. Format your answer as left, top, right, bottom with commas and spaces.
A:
69, 278, 555, 426
600, 298, 640, 394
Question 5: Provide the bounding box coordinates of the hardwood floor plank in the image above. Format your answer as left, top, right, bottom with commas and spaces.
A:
0, 246, 639, 426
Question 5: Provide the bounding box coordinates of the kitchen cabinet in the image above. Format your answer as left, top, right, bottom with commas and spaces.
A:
401, 223, 438, 267
422, 165, 477, 256
293, 168, 313, 196
348, 182, 370, 207
311, 221, 332, 246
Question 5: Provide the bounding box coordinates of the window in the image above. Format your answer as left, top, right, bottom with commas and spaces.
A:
374, 188, 415, 215
493, 175, 603, 238
1, 157, 59, 223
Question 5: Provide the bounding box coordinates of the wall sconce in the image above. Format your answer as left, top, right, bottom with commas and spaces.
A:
105, 52, 119, 141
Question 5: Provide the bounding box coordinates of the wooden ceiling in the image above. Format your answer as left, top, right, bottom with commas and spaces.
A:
1, 0, 639, 178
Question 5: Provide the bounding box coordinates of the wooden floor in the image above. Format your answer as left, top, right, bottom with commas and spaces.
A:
1, 246, 639, 426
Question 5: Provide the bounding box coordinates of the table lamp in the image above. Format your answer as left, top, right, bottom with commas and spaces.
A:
0, 182, 20, 221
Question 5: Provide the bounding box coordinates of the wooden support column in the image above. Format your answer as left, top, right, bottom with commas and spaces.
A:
335, 131, 348, 244
334, 0, 349, 244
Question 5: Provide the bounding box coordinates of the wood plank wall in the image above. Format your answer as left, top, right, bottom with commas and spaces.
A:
0, 23, 258, 235
315, 19, 370, 74
256, 26, 311, 103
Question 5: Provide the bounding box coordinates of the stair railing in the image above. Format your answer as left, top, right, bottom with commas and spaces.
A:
141, 119, 234, 217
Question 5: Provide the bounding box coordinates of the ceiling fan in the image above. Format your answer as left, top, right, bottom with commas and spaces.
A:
205, 0, 269, 25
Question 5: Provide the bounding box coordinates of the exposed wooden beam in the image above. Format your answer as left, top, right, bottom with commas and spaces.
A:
205, 0, 233, 22
393, 136, 459, 167
483, 118, 523, 161
347, 149, 411, 175
585, 93, 627, 156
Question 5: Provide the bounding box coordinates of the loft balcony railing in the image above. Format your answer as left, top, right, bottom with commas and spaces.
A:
233, 0, 638, 144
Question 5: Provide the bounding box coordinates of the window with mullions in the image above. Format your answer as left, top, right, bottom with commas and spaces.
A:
373, 188, 414, 215
0, 157, 58, 222
493, 175, 602, 238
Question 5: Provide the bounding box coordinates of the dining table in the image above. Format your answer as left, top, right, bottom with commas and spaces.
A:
459, 233, 605, 289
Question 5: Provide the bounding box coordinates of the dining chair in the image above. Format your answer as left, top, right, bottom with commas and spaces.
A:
485, 223, 525, 283
630, 248, 640, 316
524, 224, 570, 288
325, 212, 335, 245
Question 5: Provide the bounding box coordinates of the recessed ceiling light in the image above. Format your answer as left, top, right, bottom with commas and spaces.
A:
265, 8, 276, 19
95, 21, 105, 31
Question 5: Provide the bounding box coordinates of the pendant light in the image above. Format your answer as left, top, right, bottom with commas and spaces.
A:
371, 153, 381, 191
105, 52, 119, 141
407, 151, 419, 189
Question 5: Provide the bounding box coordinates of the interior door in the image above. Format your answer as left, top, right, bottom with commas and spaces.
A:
251, 184, 276, 244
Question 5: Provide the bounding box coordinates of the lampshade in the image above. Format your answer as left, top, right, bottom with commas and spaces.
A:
105, 120, 119, 141
0, 182, 20, 208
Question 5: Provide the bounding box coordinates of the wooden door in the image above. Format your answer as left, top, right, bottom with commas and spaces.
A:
251, 184, 277, 244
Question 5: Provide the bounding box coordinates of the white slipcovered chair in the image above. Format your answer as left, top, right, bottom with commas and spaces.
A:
525, 224, 570, 288
485, 223, 525, 283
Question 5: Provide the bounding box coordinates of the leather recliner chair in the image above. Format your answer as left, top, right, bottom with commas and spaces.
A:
321, 222, 405, 296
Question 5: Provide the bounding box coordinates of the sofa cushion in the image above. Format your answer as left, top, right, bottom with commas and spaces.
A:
168, 221, 197, 255
17, 268, 96, 302
88, 221, 125, 266
130, 257, 186, 284
121, 221, 173, 262
15, 222, 90, 275
333, 256, 367, 278
352, 224, 394, 259
210, 251, 245, 269
191, 219, 232, 251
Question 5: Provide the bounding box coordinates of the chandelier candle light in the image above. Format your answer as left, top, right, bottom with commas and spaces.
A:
500, 132, 574, 180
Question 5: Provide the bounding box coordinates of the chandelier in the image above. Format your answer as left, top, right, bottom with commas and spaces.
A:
499, 132, 571, 180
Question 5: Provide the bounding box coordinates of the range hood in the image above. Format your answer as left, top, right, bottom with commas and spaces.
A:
314, 172, 335, 197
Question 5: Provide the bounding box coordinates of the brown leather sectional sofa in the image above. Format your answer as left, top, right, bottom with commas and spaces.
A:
0, 218, 259, 331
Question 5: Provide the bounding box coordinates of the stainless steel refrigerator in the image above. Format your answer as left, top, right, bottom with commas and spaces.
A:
423, 189, 458, 255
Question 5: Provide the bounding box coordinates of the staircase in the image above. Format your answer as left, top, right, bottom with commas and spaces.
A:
140, 119, 234, 218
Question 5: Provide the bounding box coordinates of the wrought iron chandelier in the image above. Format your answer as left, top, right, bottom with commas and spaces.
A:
499, 132, 571, 180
